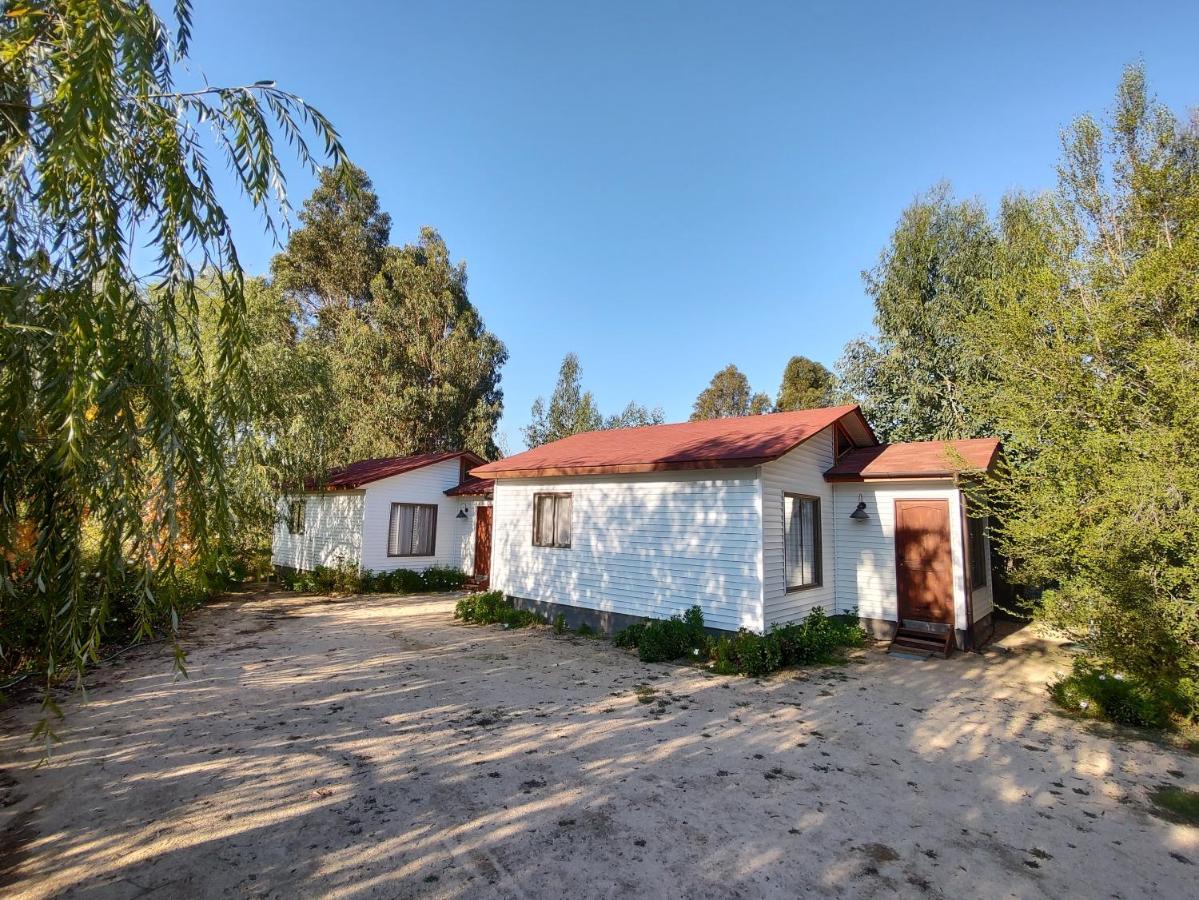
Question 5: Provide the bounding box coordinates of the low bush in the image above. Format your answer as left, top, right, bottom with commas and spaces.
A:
614, 606, 708, 663
1049, 658, 1182, 730
711, 609, 867, 676
288, 565, 468, 595
454, 591, 543, 628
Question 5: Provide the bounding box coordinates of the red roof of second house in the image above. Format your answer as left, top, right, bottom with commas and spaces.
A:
444, 476, 495, 497
824, 438, 1001, 481
471, 405, 876, 479
305, 451, 486, 490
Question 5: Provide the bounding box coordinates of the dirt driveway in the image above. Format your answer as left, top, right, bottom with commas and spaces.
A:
1, 590, 1196, 899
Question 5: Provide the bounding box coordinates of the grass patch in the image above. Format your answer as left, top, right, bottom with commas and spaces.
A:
1148, 786, 1199, 825
1049, 659, 1183, 731
454, 591, 544, 628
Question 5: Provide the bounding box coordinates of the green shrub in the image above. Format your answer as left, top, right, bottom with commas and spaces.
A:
420, 565, 468, 592
454, 591, 543, 628
613, 622, 645, 649
576, 623, 597, 637
1049, 658, 1181, 730
615, 606, 708, 663
711, 609, 867, 676
553, 613, 567, 634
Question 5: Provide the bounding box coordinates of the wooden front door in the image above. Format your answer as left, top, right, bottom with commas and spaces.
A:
473, 506, 493, 582
895, 499, 954, 624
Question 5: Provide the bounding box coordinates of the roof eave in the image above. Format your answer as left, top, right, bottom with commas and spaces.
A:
473, 456, 776, 480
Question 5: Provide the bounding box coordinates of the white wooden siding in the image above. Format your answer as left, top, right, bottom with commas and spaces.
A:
359, 458, 473, 573
491, 470, 764, 632
831, 480, 969, 629
760, 426, 837, 627
271, 492, 364, 571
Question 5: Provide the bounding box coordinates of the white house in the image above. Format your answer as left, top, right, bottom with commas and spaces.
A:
469, 405, 1000, 654
271, 451, 497, 585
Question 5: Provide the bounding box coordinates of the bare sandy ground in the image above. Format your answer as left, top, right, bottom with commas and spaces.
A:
1, 590, 1196, 899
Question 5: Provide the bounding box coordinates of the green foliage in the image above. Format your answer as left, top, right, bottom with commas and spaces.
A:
523, 353, 664, 446
0, 0, 344, 708
1049, 659, 1186, 730
553, 613, 568, 634
614, 606, 708, 663
711, 610, 867, 676
846, 66, 1199, 708
284, 565, 467, 595
319, 228, 508, 462
575, 623, 598, 637
775, 356, 835, 412
522, 353, 604, 447
835, 183, 997, 442
612, 622, 645, 649
454, 591, 543, 628
270, 162, 392, 322
691, 364, 771, 420
1148, 787, 1199, 826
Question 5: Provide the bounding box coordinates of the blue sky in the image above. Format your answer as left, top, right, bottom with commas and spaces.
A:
183, 1, 1199, 451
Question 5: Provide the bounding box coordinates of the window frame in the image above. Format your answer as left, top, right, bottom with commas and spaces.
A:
783, 492, 823, 592
387, 502, 439, 558
967, 512, 988, 589
532, 492, 572, 549
286, 499, 306, 535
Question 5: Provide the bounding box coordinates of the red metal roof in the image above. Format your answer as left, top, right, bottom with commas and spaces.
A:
305, 451, 486, 490
472, 405, 874, 479
444, 477, 494, 497
823, 438, 1001, 481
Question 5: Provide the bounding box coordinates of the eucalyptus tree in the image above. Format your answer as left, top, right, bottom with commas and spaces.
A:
328, 228, 507, 462
690, 364, 770, 420
523, 353, 603, 448
0, 1, 345, 722
775, 355, 834, 411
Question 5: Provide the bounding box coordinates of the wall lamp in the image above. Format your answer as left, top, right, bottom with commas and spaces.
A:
850, 493, 869, 521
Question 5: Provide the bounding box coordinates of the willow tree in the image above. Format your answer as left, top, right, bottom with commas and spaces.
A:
0, 1, 344, 723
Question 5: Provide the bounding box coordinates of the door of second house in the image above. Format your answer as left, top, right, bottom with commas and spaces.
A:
894, 499, 953, 625
473, 506, 493, 584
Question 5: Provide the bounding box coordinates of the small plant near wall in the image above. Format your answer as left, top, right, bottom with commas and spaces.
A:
454, 591, 544, 628
613, 606, 707, 663
282, 566, 468, 595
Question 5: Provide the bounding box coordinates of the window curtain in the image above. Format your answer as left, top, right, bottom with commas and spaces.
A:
784, 496, 817, 588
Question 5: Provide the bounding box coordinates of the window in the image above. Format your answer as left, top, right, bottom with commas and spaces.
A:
388, 503, 438, 557
533, 493, 572, 548
783, 493, 821, 590
286, 499, 306, 535
968, 513, 988, 588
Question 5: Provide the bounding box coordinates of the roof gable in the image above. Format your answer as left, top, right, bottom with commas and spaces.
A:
472, 405, 876, 479
306, 451, 486, 490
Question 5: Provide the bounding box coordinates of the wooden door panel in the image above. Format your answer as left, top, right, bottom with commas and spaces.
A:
895, 499, 953, 624
473, 506, 493, 580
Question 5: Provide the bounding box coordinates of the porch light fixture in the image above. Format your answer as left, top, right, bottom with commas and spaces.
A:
456, 507, 468, 519
850, 494, 869, 521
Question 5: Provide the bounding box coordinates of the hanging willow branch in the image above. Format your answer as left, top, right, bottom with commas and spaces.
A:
0, 0, 346, 743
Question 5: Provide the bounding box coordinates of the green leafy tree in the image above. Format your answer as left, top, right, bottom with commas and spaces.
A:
836, 184, 998, 441
270, 162, 391, 324
523, 353, 603, 447
604, 401, 666, 430
185, 275, 334, 561
0, 1, 344, 714
691, 364, 769, 420
964, 66, 1199, 715
775, 355, 834, 411
329, 228, 506, 461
